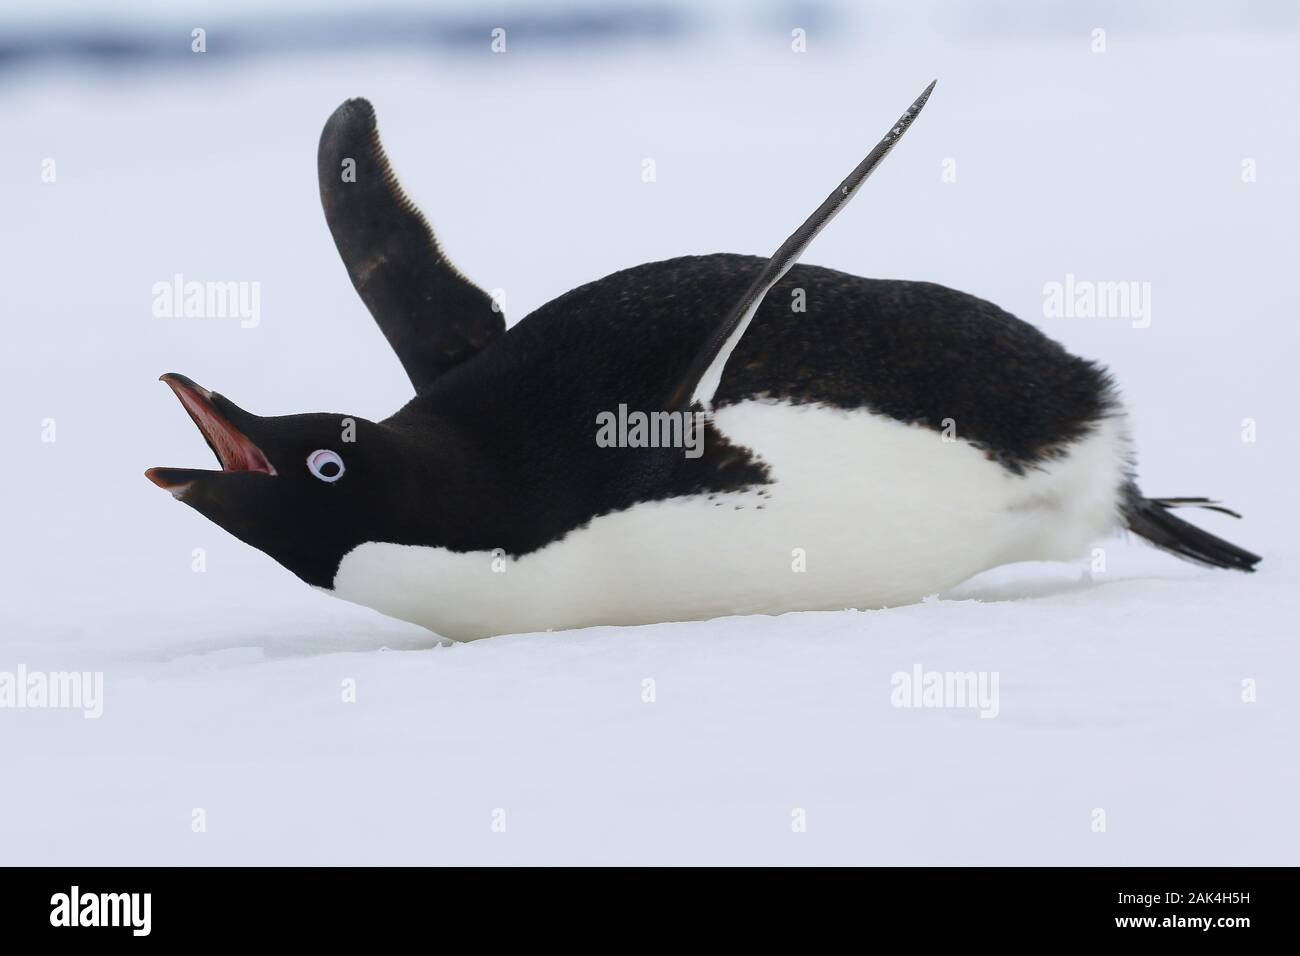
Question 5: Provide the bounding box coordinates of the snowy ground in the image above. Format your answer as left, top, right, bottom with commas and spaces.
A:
2, 10, 1298, 864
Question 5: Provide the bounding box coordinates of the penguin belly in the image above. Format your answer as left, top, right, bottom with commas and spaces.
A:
330, 400, 1132, 640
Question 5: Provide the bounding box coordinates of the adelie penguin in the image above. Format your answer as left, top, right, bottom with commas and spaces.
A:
147, 82, 1260, 641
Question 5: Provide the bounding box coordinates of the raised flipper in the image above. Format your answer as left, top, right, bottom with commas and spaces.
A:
318, 98, 504, 393
664, 81, 936, 413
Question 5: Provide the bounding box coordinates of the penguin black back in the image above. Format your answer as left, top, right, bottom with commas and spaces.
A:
418, 255, 1118, 460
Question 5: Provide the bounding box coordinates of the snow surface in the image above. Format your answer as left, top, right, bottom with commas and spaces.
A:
2, 12, 1298, 864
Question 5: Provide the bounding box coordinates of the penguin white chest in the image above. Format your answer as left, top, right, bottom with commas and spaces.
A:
331, 400, 1130, 640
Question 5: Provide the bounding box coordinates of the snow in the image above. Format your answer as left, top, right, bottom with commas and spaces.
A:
2, 11, 1298, 864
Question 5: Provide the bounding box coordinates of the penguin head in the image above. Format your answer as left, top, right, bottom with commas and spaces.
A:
146, 373, 457, 588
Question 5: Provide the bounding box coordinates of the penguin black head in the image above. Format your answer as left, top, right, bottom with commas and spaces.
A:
146, 373, 470, 588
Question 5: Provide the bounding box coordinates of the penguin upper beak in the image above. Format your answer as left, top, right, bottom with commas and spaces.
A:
146, 373, 277, 495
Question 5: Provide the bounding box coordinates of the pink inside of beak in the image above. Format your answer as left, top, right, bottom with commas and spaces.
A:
164, 376, 277, 475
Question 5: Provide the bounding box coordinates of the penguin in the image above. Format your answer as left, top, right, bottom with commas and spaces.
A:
146, 82, 1260, 641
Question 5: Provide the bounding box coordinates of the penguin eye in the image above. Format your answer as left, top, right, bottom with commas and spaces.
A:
307, 449, 345, 483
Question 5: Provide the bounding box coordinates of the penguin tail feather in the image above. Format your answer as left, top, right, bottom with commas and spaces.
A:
1122, 488, 1261, 572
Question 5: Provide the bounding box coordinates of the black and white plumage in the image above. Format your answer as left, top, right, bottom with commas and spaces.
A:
146, 85, 1259, 640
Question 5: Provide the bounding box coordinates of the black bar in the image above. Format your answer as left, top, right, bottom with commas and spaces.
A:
0, 867, 1285, 941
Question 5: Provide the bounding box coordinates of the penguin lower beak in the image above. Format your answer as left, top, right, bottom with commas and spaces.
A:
146, 373, 277, 494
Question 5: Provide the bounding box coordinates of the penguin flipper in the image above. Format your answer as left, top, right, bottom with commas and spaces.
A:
318, 98, 504, 393
663, 81, 936, 414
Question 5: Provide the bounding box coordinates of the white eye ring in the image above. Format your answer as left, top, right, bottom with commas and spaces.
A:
307, 449, 345, 483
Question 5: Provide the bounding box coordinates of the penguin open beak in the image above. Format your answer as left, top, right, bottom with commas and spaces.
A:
146, 373, 277, 495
